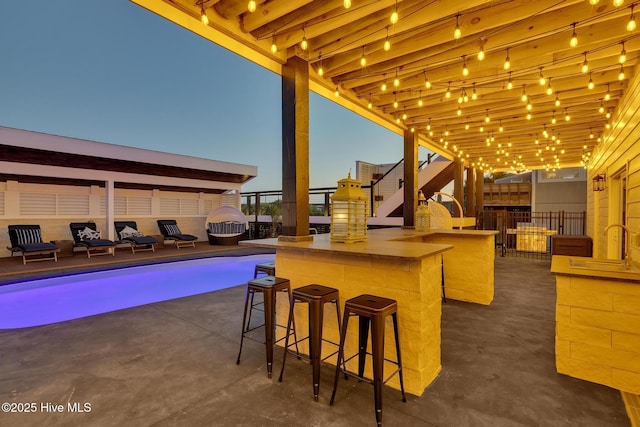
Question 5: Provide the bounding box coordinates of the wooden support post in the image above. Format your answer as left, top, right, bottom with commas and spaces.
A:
453, 160, 465, 218
281, 56, 311, 241
475, 169, 484, 217
466, 167, 476, 217
403, 130, 418, 227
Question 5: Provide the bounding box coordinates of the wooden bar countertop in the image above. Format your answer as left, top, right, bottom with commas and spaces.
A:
240, 228, 496, 261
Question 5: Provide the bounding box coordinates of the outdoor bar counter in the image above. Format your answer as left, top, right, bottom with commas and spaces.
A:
242, 228, 497, 396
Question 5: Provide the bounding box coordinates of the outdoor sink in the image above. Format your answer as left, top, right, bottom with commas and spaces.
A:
568, 258, 627, 272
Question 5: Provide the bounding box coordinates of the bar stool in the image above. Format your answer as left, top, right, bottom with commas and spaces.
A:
278, 284, 342, 401
330, 294, 406, 427
254, 261, 275, 278
236, 275, 295, 378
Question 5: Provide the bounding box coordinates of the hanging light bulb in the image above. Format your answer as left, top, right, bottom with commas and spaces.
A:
588, 73, 595, 90
485, 109, 490, 123
390, 1, 399, 24
445, 83, 451, 98
465, 121, 470, 130
605, 84, 611, 101
472, 83, 478, 100
555, 93, 561, 107
590, 0, 600, 4
393, 93, 398, 109
599, 100, 605, 113
620, 43, 627, 64
457, 106, 462, 116
478, 45, 485, 61
619, 64, 625, 80
454, 14, 462, 39
381, 79, 387, 92
551, 111, 557, 124
383, 27, 391, 51
200, 4, 209, 25
507, 72, 513, 90
402, 112, 407, 120
317, 65, 324, 76
334, 86, 339, 97
462, 56, 469, 76
394, 77, 400, 87
570, 23, 578, 47
248, 0, 257, 13
300, 28, 308, 50
521, 85, 527, 102
527, 113, 532, 120
424, 72, 431, 89
581, 53, 589, 73
614, 0, 625, 6
504, 48, 510, 70
499, 120, 504, 132
565, 109, 571, 121
628, 6, 636, 31
546, 78, 553, 95
526, 100, 532, 111
368, 99, 372, 109
270, 36, 278, 54
360, 47, 367, 67
344, 0, 352, 9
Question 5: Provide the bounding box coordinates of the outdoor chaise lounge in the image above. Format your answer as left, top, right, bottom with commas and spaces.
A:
157, 220, 197, 249
69, 222, 117, 258
7, 224, 60, 264
206, 206, 248, 245
114, 221, 157, 253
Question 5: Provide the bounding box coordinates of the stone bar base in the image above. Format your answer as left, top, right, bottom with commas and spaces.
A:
554, 272, 640, 394
275, 247, 443, 396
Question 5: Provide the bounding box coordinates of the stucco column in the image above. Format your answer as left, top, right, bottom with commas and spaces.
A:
105, 179, 115, 241
281, 56, 311, 241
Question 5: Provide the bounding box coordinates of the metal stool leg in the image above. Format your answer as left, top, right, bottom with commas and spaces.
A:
392, 313, 407, 402
310, 298, 323, 401
237, 286, 253, 364
371, 315, 384, 426
263, 287, 276, 378
278, 292, 296, 382
358, 316, 370, 379
330, 306, 350, 405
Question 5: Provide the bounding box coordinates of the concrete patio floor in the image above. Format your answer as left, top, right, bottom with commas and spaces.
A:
0, 254, 631, 426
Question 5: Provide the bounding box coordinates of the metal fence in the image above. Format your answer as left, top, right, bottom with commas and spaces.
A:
478, 210, 587, 259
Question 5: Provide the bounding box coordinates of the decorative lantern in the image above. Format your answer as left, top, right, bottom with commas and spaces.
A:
592, 174, 606, 192
415, 191, 431, 232
330, 173, 368, 243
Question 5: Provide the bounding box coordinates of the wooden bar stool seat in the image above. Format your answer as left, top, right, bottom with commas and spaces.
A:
330, 294, 406, 426
278, 284, 342, 401
254, 261, 275, 278
236, 275, 295, 378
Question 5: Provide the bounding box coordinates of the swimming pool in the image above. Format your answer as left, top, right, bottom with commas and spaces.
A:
0, 254, 274, 329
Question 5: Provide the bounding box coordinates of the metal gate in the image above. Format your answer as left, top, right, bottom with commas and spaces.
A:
478, 210, 586, 259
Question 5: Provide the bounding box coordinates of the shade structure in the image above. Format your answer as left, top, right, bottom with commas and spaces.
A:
330, 173, 367, 243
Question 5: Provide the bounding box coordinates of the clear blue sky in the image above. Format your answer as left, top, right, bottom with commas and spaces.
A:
0, 1, 404, 192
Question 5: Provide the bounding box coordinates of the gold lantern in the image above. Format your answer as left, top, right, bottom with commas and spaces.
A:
330, 173, 368, 243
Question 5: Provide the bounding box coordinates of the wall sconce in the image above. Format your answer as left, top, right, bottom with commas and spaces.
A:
330, 173, 367, 243
592, 174, 606, 192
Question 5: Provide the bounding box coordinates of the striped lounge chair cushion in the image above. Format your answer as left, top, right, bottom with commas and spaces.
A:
164, 224, 181, 235
208, 222, 245, 235
15, 228, 43, 245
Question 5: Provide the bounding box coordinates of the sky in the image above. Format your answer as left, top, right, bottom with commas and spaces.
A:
0, 1, 405, 192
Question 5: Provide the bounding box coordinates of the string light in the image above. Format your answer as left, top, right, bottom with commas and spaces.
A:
424, 72, 431, 89
390, 1, 399, 24
457, 105, 462, 116
334, 86, 339, 97
504, 48, 511, 70
200, 4, 209, 25
478, 45, 485, 61
462, 56, 469, 76
300, 28, 308, 50
555, 93, 561, 107
454, 14, 462, 39
605, 84, 611, 100
581, 53, 589, 73
628, 5, 636, 31
590, 0, 600, 5
384, 27, 391, 51
614, 0, 625, 6
393, 93, 398, 109
570, 23, 578, 47
248, 0, 257, 13
551, 111, 557, 124
526, 100, 532, 111
472, 83, 478, 100
599, 100, 605, 113
546, 78, 553, 95
499, 120, 504, 132
344, 0, 352, 9
620, 42, 627, 63
367, 94, 372, 109
270, 35, 277, 54
360, 47, 366, 67
381, 75, 387, 92
485, 109, 490, 123
587, 72, 594, 89
619, 64, 625, 80
565, 109, 571, 121
521, 85, 528, 102
507, 72, 513, 90
445, 82, 451, 98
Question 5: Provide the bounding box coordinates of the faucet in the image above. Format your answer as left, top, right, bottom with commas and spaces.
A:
432, 192, 463, 230
605, 223, 632, 269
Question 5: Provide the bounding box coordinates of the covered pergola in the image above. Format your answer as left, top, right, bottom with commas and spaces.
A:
131, 0, 636, 238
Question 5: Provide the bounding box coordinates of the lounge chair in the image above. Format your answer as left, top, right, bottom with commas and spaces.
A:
114, 221, 157, 253
69, 222, 117, 258
7, 224, 60, 264
157, 220, 197, 249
